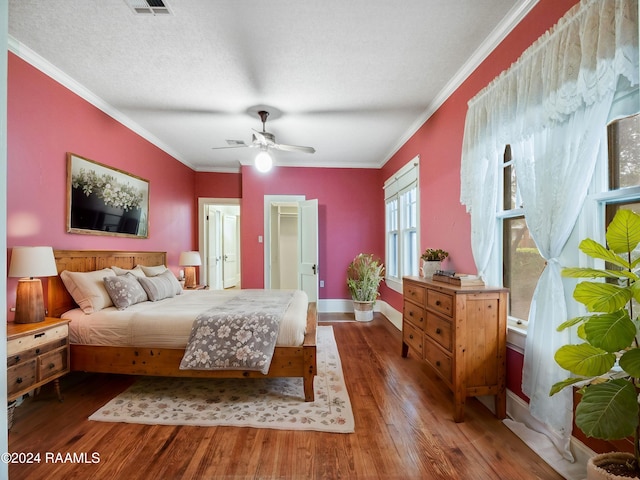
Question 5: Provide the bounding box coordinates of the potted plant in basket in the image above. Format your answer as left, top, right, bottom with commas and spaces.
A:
550, 209, 640, 479
420, 248, 448, 279
347, 253, 385, 322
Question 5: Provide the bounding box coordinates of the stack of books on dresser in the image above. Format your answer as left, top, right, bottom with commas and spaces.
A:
432, 270, 485, 286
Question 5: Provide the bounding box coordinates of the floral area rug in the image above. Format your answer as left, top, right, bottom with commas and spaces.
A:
89, 326, 354, 433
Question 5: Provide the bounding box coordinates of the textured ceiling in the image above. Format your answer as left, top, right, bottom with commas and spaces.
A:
8, 0, 532, 172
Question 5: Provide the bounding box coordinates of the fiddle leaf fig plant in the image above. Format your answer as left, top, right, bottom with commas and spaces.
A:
550, 209, 640, 472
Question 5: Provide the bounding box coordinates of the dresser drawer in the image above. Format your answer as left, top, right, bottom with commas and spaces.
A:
7, 324, 69, 356
7, 359, 37, 397
404, 282, 425, 305
403, 320, 423, 356
425, 312, 452, 352
7, 338, 68, 367
38, 346, 69, 382
403, 300, 425, 330
427, 289, 454, 317
424, 339, 452, 384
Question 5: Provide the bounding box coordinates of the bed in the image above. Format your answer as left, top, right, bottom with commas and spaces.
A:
47, 250, 317, 401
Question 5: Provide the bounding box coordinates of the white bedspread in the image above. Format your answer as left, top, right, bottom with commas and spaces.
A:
64, 289, 308, 348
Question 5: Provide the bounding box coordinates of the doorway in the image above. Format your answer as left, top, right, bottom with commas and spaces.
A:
264, 195, 318, 302
198, 198, 241, 290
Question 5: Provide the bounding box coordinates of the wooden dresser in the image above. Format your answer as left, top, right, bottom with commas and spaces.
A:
401, 276, 508, 422
7, 317, 71, 402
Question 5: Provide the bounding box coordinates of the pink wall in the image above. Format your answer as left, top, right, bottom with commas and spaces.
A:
379, 0, 579, 316
195, 172, 242, 199
240, 165, 384, 299
6, 53, 196, 319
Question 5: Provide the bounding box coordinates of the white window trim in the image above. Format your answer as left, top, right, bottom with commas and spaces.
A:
384, 156, 420, 294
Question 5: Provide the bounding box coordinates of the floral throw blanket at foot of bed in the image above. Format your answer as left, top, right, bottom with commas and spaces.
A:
179, 290, 294, 374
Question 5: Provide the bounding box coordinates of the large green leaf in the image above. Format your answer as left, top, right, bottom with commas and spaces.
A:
575, 379, 639, 440
562, 267, 626, 279
550, 376, 588, 396
606, 209, 640, 255
554, 344, 616, 377
579, 238, 630, 269
557, 315, 591, 331
583, 310, 636, 352
619, 348, 640, 377
573, 281, 633, 312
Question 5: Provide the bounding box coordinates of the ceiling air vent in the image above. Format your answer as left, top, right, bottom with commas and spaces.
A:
125, 0, 172, 15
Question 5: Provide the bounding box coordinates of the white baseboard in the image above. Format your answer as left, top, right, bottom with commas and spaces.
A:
476, 391, 592, 480
317, 299, 401, 330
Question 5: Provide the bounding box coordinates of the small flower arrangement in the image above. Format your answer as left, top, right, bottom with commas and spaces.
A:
72, 168, 144, 211
421, 248, 449, 262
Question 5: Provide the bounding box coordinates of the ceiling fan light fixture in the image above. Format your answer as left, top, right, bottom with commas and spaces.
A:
255, 150, 273, 173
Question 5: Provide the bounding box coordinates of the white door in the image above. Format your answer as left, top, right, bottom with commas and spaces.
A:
222, 214, 239, 288
206, 206, 222, 289
298, 199, 318, 302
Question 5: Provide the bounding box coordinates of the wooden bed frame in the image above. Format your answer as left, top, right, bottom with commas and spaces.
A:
48, 250, 317, 401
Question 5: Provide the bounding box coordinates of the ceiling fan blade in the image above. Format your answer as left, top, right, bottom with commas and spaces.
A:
211, 145, 249, 150
272, 143, 316, 154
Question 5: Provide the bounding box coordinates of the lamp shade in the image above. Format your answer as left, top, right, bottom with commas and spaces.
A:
9, 246, 58, 278
179, 251, 202, 267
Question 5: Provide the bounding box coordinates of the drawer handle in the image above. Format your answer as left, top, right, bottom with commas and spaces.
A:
435, 328, 441, 334
35, 348, 41, 354
409, 334, 414, 340
409, 311, 413, 317
435, 361, 441, 367
48, 363, 56, 370
34, 332, 45, 339
435, 300, 441, 306
14, 355, 20, 362
16, 377, 23, 384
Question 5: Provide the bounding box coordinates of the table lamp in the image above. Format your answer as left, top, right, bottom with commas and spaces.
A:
9, 246, 58, 323
179, 251, 201, 289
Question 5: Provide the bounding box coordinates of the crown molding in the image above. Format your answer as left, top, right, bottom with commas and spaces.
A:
8, 36, 195, 170
377, 0, 540, 168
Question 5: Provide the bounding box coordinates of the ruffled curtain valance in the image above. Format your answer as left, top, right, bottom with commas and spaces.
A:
460, 0, 638, 211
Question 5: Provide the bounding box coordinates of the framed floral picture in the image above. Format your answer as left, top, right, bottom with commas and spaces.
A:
67, 153, 149, 238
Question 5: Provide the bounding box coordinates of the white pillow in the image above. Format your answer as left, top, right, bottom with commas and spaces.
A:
60, 268, 116, 314
139, 264, 168, 277
111, 265, 145, 277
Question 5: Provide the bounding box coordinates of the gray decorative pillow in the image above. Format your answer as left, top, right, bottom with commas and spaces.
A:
137, 269, 179, 301
104, 273, 148, 310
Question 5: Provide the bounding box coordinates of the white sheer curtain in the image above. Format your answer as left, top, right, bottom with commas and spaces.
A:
460, 0, 638, 460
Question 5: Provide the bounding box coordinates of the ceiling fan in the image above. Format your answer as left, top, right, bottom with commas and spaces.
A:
212, 110, 316, 155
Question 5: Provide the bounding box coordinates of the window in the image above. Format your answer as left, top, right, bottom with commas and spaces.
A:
499, 146, 545, 324
385, 157, 419, 292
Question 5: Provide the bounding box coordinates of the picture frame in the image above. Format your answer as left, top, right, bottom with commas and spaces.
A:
67, 153, 149, 238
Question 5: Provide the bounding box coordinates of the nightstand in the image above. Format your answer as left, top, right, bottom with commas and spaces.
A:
7, 317, 71, 402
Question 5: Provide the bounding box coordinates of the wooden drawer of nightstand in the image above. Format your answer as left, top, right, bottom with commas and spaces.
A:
7, 324, 69, 356
403, 300, 425, 330
403, 320, 423, 356
7, 338, 67, 367
404, 283, 425, 305
425, 312, 452, 351
424, 339, 452, 384
38, 347, 69, 382
427, 289, 454, 318
7, 360, 37, 397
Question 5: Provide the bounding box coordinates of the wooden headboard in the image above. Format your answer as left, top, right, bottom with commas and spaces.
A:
48, 250, 167, 318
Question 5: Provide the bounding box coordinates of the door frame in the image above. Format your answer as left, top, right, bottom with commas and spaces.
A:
198, 197, 241, 289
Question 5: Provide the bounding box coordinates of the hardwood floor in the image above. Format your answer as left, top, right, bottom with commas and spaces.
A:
8, 313, 563, 479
